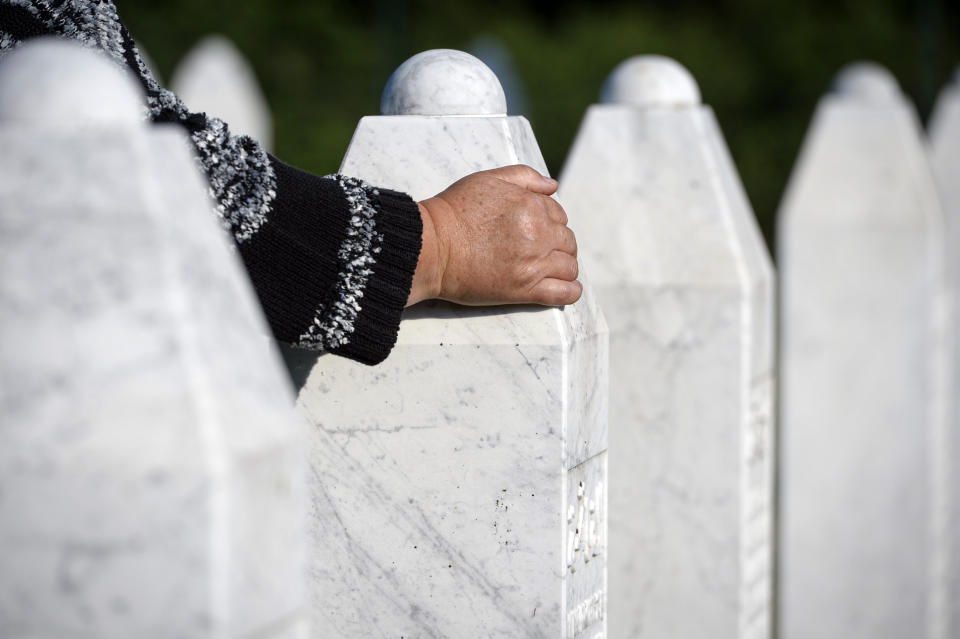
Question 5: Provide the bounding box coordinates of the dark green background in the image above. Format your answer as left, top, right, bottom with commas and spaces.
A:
121, 0, 959, 256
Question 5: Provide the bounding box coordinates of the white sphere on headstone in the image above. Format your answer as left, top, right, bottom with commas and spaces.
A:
0, 38, 143, 124
832, 61, 901, 101
380, 48, 508, 116
599, 54, 701, 107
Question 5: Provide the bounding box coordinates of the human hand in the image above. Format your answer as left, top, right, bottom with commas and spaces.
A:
407, 165, 581, 307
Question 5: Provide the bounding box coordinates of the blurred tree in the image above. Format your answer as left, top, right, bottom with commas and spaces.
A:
121, 0, 959, 255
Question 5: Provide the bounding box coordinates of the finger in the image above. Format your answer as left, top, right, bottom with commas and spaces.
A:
528, 277, 583, 306
542, 196, 568, 225
555, 224, 577, 257
486, 164, 558, 195
541, 250, 579, 281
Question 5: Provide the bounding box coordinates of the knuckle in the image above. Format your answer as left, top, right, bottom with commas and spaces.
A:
517, 261, 539, 283
516, 163, 537, 177
552, 200, 569, 223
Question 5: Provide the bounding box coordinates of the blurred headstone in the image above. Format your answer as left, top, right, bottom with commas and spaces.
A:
0, 39, 305, 639
558, 55, 775, 639
171, 35, 273, 150
778, 61, 951, 639
469, 35, 529, 116
929, 64, 960, 639
285, 49, 608, 639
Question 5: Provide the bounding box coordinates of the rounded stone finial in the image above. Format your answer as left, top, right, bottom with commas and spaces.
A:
832, 62, 900, 101
0, 38, 143, 124
599, 55, 701, 107
380, 49, 508, 116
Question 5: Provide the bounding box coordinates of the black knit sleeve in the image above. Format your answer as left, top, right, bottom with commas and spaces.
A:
240, 160, 422, 365
0, 0, 424, 365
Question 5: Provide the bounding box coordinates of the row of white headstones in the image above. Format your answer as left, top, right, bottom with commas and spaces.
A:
0, 34, 957, 639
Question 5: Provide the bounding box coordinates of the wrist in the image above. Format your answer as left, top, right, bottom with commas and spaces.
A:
407, 200, 445, 306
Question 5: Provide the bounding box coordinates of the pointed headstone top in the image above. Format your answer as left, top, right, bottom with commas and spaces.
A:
832, 61, 900, 101
0, 38, 143, 124
170, 34, 273, 149
599, 55, 701, 107
380, 49, 507, 116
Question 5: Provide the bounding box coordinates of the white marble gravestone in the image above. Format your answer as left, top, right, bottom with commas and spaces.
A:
0, 40, 305, 639
929, 65, 960, 639
557, 55, 775, 639
778, 62, 951, 639
171, 35, 273, 150
285, 49, 608, 638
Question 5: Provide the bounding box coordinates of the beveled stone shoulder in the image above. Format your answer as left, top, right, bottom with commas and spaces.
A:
599, 55, 701, 107
832, 61, 901, 101
380, 49, 508, 116
0, 37, 143, 124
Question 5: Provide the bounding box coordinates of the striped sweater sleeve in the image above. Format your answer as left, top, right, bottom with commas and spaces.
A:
0, 0, 422, 365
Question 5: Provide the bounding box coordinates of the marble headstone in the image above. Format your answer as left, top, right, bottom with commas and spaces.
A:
929, 65, 960, 639
778, 62, 951, 639
0, 40, 305, 639
171, 35, 273, 151
558, 55, 775, 639
285, 49, 609, 638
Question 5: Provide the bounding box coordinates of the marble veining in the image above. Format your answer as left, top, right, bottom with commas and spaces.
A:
557, 56, 775, 639
0, 41, 305, 639
380, 49, 508, 116
778, 62, 951, 639
294, 50, 608, 638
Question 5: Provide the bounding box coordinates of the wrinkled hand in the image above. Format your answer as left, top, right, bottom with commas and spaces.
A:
407, 165, 581, 307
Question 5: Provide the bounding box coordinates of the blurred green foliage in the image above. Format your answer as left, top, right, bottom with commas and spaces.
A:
122, 0, 958, 256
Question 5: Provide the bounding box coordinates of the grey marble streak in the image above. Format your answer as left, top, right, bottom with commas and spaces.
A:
558, 99, 775, 639
0, 41, 305, 639
929, 70, 960, 639
380, 49, 508, 116
293, 104, 608, 638
778, 83, 950, 639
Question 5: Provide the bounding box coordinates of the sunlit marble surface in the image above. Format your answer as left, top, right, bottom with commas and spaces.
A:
288, 49, 608, 639
380, 48, 507, 116
171, 35, 274, 150
778, 63, 951, 639
0, 41, 305, 639
929, 66, 960, 639
558, 55, 775, 639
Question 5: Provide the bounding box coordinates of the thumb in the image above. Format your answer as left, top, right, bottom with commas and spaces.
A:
485, 164, 558, 195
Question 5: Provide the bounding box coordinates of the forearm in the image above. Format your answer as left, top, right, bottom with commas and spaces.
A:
1, 0, 425, 365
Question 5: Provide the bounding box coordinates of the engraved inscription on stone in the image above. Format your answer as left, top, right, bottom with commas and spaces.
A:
566, 452, 608, 638
567, 479, 605, 573
567, 590, 605, 638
